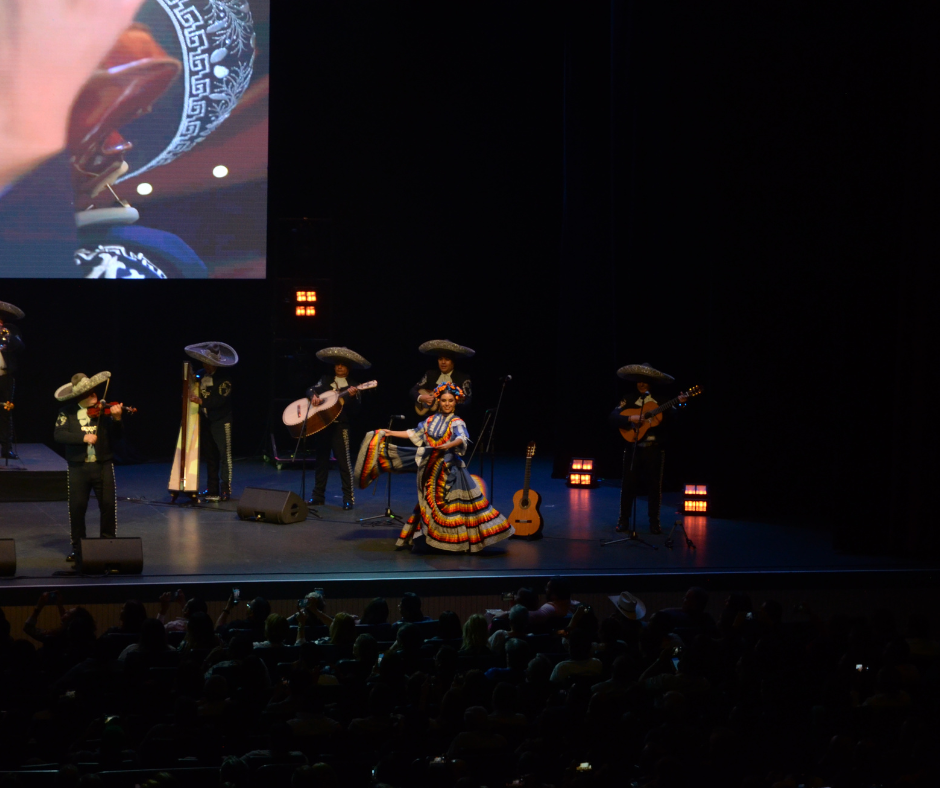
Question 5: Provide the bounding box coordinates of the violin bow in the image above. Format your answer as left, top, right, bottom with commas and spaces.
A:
93, 377, 111, 433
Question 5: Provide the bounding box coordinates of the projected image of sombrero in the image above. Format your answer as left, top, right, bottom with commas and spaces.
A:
117, 0, 256, 181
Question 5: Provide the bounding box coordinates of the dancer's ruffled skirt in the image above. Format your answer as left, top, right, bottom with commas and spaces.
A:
355, 431, 513, 553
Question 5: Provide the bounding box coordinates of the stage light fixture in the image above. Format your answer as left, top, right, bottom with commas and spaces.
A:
293, 290, 318, 318
567, 458, 597, 488
277, 279, 332, 340
213, 165, 229, 178
683, 484, 708, 513
136, 183, 153, 195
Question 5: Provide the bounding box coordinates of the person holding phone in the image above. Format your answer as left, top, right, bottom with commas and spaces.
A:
216, 594, 271, 642
157, 589, 208, 633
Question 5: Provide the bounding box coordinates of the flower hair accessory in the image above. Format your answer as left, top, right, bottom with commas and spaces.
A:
432, 382, 465, 401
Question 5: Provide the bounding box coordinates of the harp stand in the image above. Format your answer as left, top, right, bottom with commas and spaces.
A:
601, 394, 657, 549
360, 415, 406, 527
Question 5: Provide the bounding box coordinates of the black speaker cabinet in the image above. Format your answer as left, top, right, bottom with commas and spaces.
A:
237, 487, 307, 524
80, 538, 143, 575
0, 539, 15, 577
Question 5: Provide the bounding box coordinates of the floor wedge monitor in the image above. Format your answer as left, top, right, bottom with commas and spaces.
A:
0, 539, 15, 577
80, 538, 143, 575
237, 487, 307, 524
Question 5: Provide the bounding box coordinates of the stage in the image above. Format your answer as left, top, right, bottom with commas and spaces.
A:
1, 454, 937, 605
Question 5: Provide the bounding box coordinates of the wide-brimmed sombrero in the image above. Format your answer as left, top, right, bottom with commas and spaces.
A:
185, 342, 239, 368
616, 362, 675, 385
418, 339, 475, 359
115, 0, 257, 182
316, 347, 371, 370
0, 301, 24, 320
55, 372, 111, 402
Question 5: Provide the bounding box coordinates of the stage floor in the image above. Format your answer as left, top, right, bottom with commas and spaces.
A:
1, 456, 936, 601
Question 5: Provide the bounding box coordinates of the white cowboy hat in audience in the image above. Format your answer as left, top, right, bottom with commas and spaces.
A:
608, 590, 647, 621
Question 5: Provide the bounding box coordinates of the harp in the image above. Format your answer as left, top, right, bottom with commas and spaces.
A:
169, 362, 200, 499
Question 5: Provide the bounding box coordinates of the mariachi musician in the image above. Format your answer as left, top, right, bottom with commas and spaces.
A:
54, 372, 123, 564
409, 339, 474, 417
307, 347, 371, 509
609, 363, 687, 535
185, 342, 238, 502
0, 300, 25, 459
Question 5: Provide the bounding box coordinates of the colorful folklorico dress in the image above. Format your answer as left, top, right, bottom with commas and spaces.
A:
354, 413, 513, 552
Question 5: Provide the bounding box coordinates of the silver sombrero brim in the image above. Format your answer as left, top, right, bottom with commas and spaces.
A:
0, 301, 25, 320
55, 371, 111, 401
616, 364, 675, 384
185, 342, 239, 367
418, 339, 475, 358
316, 346, 371, 370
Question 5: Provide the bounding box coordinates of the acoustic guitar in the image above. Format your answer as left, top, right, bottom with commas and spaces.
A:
508, 442, 543, 539
283, 381, 378, 439
619, 384, 702, 443
415, 388, 440, 417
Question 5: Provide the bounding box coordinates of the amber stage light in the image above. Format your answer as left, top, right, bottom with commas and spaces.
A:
567, 459, 597, 488
683, 484, 708, 513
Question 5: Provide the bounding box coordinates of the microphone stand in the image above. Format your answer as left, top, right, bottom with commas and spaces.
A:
292, 395, 321, 518
469, 377, 510, 499
360, 415, 407, 527
602, 393, 657, 549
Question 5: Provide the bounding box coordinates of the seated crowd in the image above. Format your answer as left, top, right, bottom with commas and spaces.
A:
0, 579, 938, 787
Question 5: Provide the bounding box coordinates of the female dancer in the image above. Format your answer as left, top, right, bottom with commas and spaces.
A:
355, 382, 513, 552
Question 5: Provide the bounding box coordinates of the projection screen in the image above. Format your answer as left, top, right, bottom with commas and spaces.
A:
0, 0, 270, 279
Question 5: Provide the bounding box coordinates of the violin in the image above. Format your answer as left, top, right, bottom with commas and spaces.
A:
86, 402, 137, 418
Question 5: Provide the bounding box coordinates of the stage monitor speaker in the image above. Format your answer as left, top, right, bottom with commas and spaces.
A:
238, 487, 307, 524
0, 539, 15, 577
80, 538, 143, 575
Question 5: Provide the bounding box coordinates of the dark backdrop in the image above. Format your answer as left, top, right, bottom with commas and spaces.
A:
2, 1, 936, 556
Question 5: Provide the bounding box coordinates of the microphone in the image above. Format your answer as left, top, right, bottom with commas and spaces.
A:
499, 375, 513, 382
390, 414, 407, 420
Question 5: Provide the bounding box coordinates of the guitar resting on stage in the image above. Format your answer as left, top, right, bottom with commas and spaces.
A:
508, 442, 543, 539
619, 385, 702, 443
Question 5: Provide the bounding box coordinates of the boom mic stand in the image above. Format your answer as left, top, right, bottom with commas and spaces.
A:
360, 415, 407, 527
601, 393, 657, 549
291, 396, 321, 519
0, 405, 25, 471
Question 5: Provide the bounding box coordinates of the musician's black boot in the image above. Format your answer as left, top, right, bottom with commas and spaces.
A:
66, 547, 78, 562
615, 520, 629, 533
649, 521, 663, 535
343, 501, 354, 511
